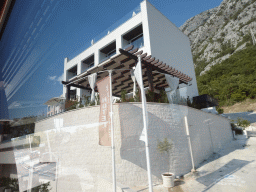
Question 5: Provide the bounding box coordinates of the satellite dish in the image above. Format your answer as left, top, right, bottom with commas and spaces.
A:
91, 39, 94, 45
132, 11, 136, 17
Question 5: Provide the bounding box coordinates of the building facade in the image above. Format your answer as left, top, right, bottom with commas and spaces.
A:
45, 97, 66, 117
63, 0, 198, 101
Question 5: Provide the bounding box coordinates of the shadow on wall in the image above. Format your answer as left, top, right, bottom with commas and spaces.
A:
118, 103, 233, 183
118, 103, 191, 180
196, 159, 252, 191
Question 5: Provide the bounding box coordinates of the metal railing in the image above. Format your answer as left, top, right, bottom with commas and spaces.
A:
123, 35, 144, 50
68, 5, 141, 60
99, 50, 117, 64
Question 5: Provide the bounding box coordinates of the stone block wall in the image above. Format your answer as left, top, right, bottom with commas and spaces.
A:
31, 103, 232, 191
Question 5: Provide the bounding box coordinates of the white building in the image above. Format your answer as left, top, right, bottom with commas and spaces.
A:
44, 96, 66, 117
63, 0, 198, 102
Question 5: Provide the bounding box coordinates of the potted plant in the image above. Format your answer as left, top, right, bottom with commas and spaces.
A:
157, 138, 175, 188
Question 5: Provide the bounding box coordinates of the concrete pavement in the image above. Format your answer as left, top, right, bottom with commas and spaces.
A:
132, 135, 256, 192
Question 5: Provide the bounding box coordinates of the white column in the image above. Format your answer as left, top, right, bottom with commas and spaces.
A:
27, 135, 33, 192
184, 116, 195, 172
140, 0, 152, 55
77, 61, 82, 101
95, 50, 100, 66
63, 57, 69, 97
109, 70, 116, 192
116, 34, 122, 54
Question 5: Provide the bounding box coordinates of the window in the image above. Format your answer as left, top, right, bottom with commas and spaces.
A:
123, 24, 144, 49
67, 65, 77, 80
82, 54, 94, 72
99, 41, 116, 63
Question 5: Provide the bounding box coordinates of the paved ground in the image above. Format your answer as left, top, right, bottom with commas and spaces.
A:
222, 112, 256, 124
132, 135, 256, 192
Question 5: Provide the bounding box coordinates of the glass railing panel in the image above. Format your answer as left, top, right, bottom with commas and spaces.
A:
131, 36, 144, 49
99, 51, 116, 64
68, 5, 141, 60
123, 36, 144, 50
93, 5, 141, 44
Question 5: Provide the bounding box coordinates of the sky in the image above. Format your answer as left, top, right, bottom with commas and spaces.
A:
0, 0, 223, 119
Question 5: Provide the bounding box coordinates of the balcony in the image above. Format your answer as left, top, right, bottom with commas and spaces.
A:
123, 24, 144, 50
99, 41, 116, 64
82, 54, 94, 73
67, 65, 77, 81
124, 34, 144, 50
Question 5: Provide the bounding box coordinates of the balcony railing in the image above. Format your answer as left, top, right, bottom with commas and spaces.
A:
131, 35, 144, 49
68, 5, 141, 60
123, 35, 144, 50
99, 50, 116, 64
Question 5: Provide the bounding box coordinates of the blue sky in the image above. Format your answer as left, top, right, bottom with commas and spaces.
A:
0, 0, 223, 119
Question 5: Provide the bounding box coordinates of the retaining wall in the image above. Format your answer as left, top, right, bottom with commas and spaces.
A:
30, 103, 232, 191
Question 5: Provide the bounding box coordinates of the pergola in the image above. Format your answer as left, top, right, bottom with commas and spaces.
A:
62, 45, 192, 100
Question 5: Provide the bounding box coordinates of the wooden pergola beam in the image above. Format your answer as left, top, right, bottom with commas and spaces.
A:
70, 83, 91, 90
63, 48, 193, 97
119, 48, 138, 61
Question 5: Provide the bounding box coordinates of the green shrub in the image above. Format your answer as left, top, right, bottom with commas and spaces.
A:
134, 90, 140, 102
194, 59, 209, 76
236, 34, 252, 48
216, 11, 223, 16
216, 107, 224, 114
158, 90, 168, 103
157, 138, 173, 154
146, 90, 155, 102
231, 92, 246, 102
216, 38, 224, 43
209, 37, 213, 44
121, 90, 127, 102
197, 45, 256, 106
89, 101, 95, 106
231, 123, 243, 135
95, 94, 100, 105
236, 117, 250, 129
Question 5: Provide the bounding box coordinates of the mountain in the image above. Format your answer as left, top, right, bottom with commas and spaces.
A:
179, 0, 256, 76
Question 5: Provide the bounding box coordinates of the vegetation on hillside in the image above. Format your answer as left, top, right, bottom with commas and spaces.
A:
196, 44, 256, 106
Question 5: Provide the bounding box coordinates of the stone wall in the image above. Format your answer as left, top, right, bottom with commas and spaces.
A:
32, 103, 232, 191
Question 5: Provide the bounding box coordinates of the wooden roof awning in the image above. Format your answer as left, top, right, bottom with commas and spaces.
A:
62, 45, 192, 97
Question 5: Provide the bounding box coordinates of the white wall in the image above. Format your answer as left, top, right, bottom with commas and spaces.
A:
30, 103, 232, 191
0, 103, 232, 190
145, 1, 199, 98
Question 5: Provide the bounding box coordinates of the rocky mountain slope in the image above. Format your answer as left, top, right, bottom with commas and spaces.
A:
180, 0, 256, 76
